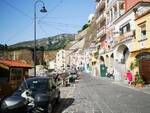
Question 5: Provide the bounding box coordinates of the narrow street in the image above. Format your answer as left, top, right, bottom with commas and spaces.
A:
53, 72, 150, 113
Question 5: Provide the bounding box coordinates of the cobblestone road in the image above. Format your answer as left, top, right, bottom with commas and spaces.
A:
53, 73, 150, 113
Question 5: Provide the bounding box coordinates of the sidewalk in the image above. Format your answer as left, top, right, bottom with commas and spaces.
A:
113, 81, 150, 95
102, 77, 150, 95
83, 72, 150, 95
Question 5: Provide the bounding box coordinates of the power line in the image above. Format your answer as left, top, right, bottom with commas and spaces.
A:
40, 16, 87, 19
40, 20, 81, 28
4, 21, 33, 44
38, 23, 67, 37
39, 21, 80, 34
38, 0, 63, 22
2, 0, 32, 20
38, 23, 49, 36
54, 27, 69, 33
39, 22, 69, 33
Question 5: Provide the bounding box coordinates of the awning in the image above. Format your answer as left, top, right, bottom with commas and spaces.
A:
0, 60, 32, 68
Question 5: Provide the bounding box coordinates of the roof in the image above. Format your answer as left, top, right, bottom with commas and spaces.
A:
0, 60, 32, 68
114, 1, 150, 24
135, 9, 150, 20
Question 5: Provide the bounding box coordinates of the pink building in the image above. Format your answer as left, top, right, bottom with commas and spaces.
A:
125, 0, 150, 11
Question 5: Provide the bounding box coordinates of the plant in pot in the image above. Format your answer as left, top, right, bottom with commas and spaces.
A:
94, 51, 99, 59
135, 72, 144, 88
129, 62, 134, 71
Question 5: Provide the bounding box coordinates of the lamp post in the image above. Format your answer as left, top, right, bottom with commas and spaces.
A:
34, 0, 47, 76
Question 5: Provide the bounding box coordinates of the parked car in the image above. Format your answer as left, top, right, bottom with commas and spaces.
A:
0, 76, 60, 113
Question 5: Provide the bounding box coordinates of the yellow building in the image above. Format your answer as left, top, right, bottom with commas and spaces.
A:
129, 10, 150, 84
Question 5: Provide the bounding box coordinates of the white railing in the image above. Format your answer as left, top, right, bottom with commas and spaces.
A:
96, 11, 106, 23
99, 49, 105, 54
113, 30, 135, 45
97, 26, 106, 38
107, 0, 117, 7
96, 0, 105, 10
120, 10, 125, 16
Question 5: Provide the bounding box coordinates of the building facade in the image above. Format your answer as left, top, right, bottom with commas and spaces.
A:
55, 49, 67, 71
130, 10, 150, 84
125, 0, 150, 11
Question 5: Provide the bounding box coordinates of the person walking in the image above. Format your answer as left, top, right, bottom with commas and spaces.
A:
126, 70, 132, 85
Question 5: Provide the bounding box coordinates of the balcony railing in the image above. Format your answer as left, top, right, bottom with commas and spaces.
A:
97, 26, 106, 38
96, 0, 105, 10
107, 0, 117, 7
114, 30, 135, 43
96, 11, 106, 23
120, 10, 125, 16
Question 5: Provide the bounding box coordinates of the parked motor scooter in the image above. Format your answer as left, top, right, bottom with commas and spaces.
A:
106, 72, 114, 78
1, 90, 30, 113
1, 89, 47, 113
106, 67, 114, 79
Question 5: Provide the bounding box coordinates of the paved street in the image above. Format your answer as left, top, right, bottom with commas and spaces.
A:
53, 72, 150, 113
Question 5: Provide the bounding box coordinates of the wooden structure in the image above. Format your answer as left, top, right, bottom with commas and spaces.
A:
0, 59, 32, 97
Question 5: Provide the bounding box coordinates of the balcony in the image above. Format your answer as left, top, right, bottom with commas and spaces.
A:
120, 10, 125, 16
97, 26, 106, 38
114, 31, 135, 43
107, 0, 124, 11
107, 0, 120, 7
96, 11, 106, 23
99, 48, 105, 54
96, 0, 105, 10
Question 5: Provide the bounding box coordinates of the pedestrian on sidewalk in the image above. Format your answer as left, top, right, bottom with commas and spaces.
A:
126, 70, 132, 85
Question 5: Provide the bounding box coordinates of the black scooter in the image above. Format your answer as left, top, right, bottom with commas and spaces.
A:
0, 90, 29, 113
106, 72, 114, 78
1, 80, 52, 113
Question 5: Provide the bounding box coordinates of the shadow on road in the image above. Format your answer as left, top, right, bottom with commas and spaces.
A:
52, 98, 74, 113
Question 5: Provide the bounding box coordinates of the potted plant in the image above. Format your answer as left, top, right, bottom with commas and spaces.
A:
129, 59, 140, 71
129, 62, 134, 71
94, 51, 99, 59
135, 72, 144, 88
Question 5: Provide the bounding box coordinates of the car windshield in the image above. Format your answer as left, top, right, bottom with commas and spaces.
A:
16, 78, 49, 92
26, 78, 48, 91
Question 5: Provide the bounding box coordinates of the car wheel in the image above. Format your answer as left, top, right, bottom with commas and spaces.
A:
47, 104, 52, 113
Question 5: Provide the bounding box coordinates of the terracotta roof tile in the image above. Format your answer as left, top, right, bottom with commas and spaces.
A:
0, 60, 32, 68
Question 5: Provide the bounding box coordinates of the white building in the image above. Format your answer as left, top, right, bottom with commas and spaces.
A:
55, 50, 66, 71
48, 60, 56, 70
55, 49, 71, 71
111, 9, 135, 81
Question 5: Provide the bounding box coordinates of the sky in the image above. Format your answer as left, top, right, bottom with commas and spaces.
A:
0, 0, 96, 45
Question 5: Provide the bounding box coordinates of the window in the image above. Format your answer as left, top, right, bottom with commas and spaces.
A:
107, 0, 109, 3
120, 23, 130, 34
62, 64, 64, 67
26, 79, 48, 91
62, 53, 64, 59
11, 68, 22, 80
140, 23, 146, 40
0, 67, 9, 83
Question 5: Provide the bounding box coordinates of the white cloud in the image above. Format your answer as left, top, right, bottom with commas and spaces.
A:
88, 14, 94, 21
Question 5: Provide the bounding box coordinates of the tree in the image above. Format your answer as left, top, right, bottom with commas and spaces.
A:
78, 23, 89, 33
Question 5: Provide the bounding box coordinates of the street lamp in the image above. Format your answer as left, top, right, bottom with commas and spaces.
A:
34, 0, 47, 76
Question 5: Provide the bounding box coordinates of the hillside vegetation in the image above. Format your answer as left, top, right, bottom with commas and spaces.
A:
9, 34, 75, 50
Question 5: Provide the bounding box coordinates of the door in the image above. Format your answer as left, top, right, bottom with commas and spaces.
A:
136, 52, 150, 84
140, 60, 150, 84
